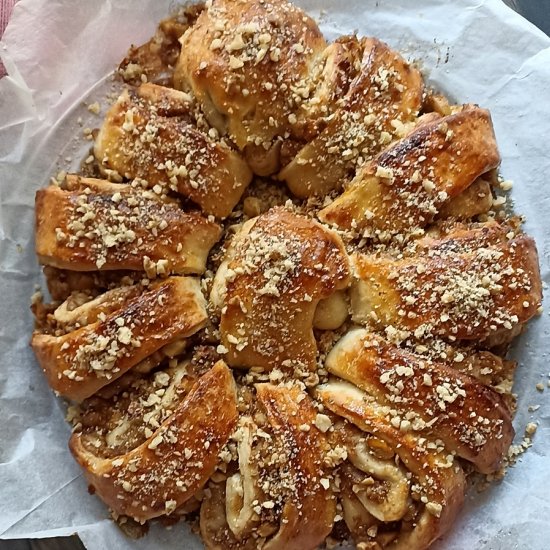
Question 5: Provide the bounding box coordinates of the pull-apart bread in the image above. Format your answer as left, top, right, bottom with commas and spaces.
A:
30, 0, 542, 548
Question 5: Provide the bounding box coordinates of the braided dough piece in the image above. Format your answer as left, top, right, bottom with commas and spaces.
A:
211, 207, 350, 371
35, 176, 221, 273
319, 106, 500, 233
200, 383, 336, 550
281, 37, 424, 198
325, 328, 514, 473
94, 83, 252, 218
256, 383, 336, 550
351, 228, 542, 342
174, 0, 327, 152
31, 277, 207, 402
70, 360, 238, 521
317, 379, 466, 550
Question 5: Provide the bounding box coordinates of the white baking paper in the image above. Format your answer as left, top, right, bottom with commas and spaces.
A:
0, 0, 549, 548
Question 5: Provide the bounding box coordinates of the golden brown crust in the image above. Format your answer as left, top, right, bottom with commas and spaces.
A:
412, 219, 509, 255
325, 328, 514, 473
94, 83, 252, 218
351, 230, 542, 342
211, 207, 350, 371
281, 37, 424, 198
319, 106, 500, 233
255, 384, 336, 550
70, 361, 238, 521
199, 384, 336, 550
31, 277, 207, 402
35, 176, 221, 273
174, 0, 327, 151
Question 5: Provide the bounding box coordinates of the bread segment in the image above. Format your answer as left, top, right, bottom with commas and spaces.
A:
281, 37, 424, 198
70, 361, 238, 521
325, 328, 514, 473
319, 107, 500, 233
351, 229, 542, 342
35, 176, 221, 273
174, 0, 327, 152
317, 380, 466, 550
94, 83, 252, 218
211, 207, 350, 371
200, 384, 336, 550
31, 277, 208, 402
256, 384, 336, 550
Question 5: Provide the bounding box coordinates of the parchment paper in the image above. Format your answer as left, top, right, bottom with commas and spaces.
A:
0, 1, 549, 548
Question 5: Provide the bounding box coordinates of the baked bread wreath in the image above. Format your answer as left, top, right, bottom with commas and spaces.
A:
30, 1, 542, 548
